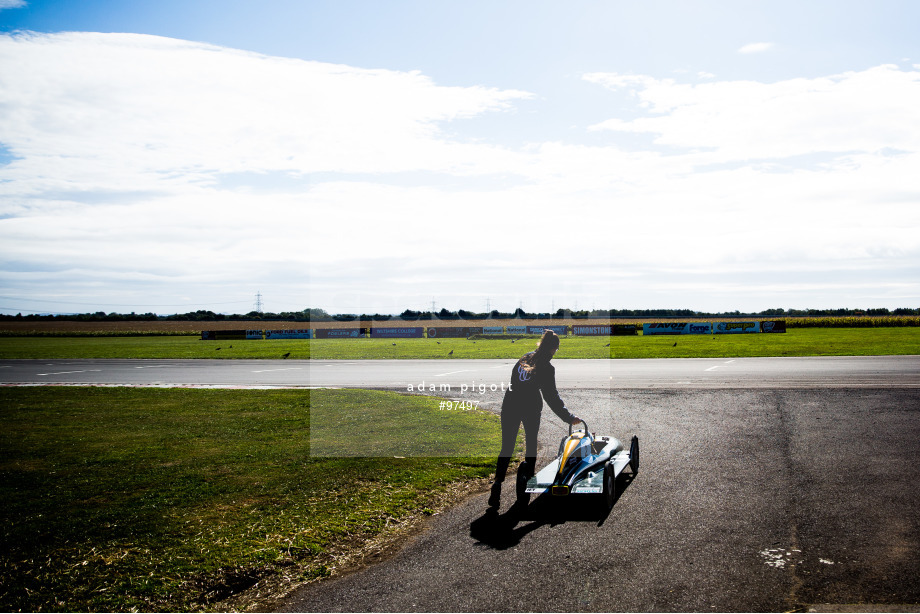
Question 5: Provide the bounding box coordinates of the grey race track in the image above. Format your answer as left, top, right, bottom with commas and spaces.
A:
282, 386, 920, 613
2, 355, 919, 389
4, 356, 920, 611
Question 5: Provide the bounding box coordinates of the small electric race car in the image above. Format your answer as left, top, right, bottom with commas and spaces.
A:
519, 421, 638, 511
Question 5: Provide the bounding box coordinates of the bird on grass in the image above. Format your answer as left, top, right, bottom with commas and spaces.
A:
392, 343, 397, 346
672, 342, 678, 347
604, 343, 610, 347
216, 347, 221, 351
282, 352, 291, 359
448, 350, 454, 356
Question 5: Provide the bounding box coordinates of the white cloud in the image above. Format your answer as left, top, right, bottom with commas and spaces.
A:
738, 42, 774, 54
0, 31, 532, 199
584, 65, 920, 161
0, 31, 918, 313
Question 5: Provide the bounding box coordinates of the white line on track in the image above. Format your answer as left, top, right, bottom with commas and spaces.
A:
705, 360, 736, 372
251, 367, 303, 373
434, 369, 474, 377
37, 370, 102, 376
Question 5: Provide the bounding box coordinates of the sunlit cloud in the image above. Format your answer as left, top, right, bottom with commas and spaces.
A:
738, 42, 774, 54
0, 31, 532, 197
584, 65, 920, 161
0, 31, 918, 314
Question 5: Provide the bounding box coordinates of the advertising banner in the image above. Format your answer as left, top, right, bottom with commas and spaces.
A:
370, 327, 425, 338
713, 321, 760, 334
315, 328, 366, 339
572, 325, 613, 336
265, 329, 314, 339
612, 324, 638, 336
572, 324, 638, 336
687, 323, 712, 335
482, 326, 504, 335
643, 323, 690, 335
246, 330, 264, 339
506, 326, 527, 335
427, 327, 484, 338
526, 325, 568, 335
761, 320, 787, 333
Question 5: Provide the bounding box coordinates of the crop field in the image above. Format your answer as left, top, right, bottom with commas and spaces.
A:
1, 316, 917, 338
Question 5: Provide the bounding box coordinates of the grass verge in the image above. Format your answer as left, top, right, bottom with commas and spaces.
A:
0, 328, 918, 359
0, 387, 509, 612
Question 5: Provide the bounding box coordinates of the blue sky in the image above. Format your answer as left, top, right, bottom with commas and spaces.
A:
1, 0, 919, 315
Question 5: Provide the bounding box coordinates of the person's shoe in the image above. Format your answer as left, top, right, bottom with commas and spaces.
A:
488, 482, 502, 508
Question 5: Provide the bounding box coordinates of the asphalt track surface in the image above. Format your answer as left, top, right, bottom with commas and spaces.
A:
2, 355, 919, 389
277, 387, 920, 613
4, 357, 920, 611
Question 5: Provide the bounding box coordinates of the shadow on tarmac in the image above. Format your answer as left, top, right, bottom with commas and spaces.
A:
469, 472, 636, 550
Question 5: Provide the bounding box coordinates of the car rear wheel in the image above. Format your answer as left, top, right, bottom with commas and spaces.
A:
630, 435, 639, 475
602, 461, 616, 512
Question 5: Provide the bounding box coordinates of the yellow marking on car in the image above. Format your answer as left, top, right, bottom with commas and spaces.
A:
556, 433, 586, 479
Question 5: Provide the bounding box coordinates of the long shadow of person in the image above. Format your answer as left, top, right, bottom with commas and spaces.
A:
469, 472, 636, 550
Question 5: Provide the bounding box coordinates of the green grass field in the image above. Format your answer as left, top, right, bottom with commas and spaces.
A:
0, 387, 510, 612
0, 327, 918, 359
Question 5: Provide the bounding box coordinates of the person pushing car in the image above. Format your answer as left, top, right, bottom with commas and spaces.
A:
490, 329, 581, 508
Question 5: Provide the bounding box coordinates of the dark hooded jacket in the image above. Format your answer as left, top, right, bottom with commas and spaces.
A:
501, 352, 574, 423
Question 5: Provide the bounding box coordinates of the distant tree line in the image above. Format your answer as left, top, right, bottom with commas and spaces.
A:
2, 306, 918, 322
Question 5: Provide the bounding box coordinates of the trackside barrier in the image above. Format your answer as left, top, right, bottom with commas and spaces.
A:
526, 325, 568, 335
761, 320, 787, 333
266, 329, 314, 339
572, 324, 638, 336
315, 328, 367, 338
713, 322, 759, 334
202, 320, 788, 340
427, 327, 484, 338
370, 327, 425, 338
643, 323, 690, 335
642, 321, 786, 335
